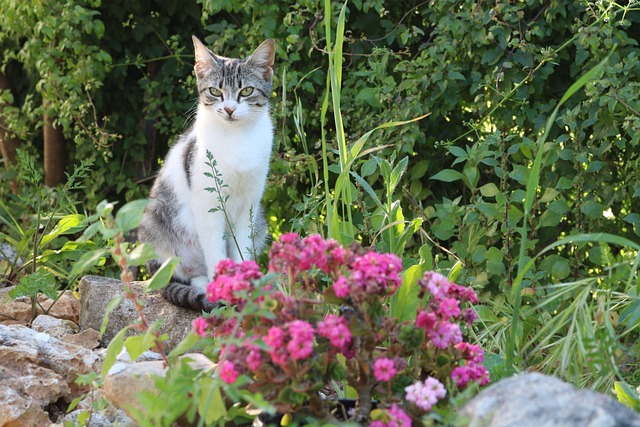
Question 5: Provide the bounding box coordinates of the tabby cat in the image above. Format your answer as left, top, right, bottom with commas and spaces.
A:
137, 36, 275, 311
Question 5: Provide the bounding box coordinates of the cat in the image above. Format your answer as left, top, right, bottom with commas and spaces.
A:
137, 36, 275, 312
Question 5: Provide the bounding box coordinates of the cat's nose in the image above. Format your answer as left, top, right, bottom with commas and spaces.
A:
224, 105, 236, 116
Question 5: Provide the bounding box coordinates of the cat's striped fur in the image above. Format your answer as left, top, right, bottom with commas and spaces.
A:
138, 36, 275, 311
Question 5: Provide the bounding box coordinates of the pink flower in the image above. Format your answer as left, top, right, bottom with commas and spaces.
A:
246, 348, 263, 371
318, 314, 352, 350
370, 404, 412, 427
333, 276, 349, 298
219, 360, 240, 384
301, 234, 328, 271
438, 297, 461, 318
287, 338, 314, 360
419, 271, 450, 299
405, 377, 446, 412
429, 322, 462, 349
268, 232, 305, 275
192, 317, 209, 337
416, 310, 437, 332
350, 252, 402, 300
373, 357, 397, 382
388, 404, 412, 427
451, 363, 490, 388
455, 342, 484, 363
286, 320, 315, 360
264, 326, 285, 350
207, 260, 263, 306
270, 348, 290, 367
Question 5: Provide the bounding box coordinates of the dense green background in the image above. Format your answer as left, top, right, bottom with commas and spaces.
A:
1, 0, 640, 391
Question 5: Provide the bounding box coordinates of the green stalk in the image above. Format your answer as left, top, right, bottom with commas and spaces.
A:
323, 0, 353, 243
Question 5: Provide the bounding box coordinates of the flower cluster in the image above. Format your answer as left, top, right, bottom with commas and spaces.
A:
450, 342, 490, 387
192, 233, 490, 425
415, 271, 489, 388
206, 259, 263, 308
269, 232, 349, 277
405, 377, 447, 412
317, 313, 353, 351
370, 404, 412, 427
333, 251, 403, 303
415, 272, 476, 348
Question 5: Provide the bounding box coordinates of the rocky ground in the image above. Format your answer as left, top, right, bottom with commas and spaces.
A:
1, 276, 639, 427
0, 276, 203, 426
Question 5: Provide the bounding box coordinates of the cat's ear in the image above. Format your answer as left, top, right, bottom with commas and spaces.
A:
247, 39, 275, 80
192, 36, 218, 78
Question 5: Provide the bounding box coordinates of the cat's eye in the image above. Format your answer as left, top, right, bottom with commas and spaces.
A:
239, 87, 254, 97
209, 87, 223, 97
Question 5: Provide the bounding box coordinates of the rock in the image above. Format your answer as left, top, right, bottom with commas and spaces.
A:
102, 353, 215, 421
62, 399, 136, 427
0, 287, 80, 326
0, 286, 40, 325
0, 324, 102, 427
39, 290, 81, 324
62, 328, 101, 350
78, 275, 202, 350
460, 372, 640, 427
32, 314, 79, 340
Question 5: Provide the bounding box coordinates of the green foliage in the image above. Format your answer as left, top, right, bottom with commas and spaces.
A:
1, 149, 105, 319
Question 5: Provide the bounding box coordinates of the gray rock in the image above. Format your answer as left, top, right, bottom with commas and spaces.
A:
78, 276, 202, 350
32, 314, 78, 339
0, 324, 101, 426
460, 373, 640, 427
63, 407, 136, 427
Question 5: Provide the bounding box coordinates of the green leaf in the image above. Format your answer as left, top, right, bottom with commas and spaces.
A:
115, 199, 149, 233
624, 213, 640, 225
392, 263, 425, 321
551, 259, 570, 280
198, 383, 227, 423
40, 214, 85, 247
388, 156, 409, 195
101, 327, 127, 377
351, 171, 385, 213
146, 257, 180, 291
430, 169, 466, 183
448, 260, 464, 283
127, 243, 156, 267
124, 330, 157, 361
479, 183, 500, 198
614, 382, 640, 411
168, 332, 201, 359
8, 268, 58, 300
361, 158, 378, 178
70, 248, 108, 277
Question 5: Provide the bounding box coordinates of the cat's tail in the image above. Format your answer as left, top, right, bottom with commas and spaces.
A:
162, 281, 217, 312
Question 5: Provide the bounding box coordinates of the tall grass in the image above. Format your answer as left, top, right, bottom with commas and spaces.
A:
319, 0, 427, 246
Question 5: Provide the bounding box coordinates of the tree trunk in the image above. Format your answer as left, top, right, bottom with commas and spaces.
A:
43, 99, 66, 187
0, 72, 20, 194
